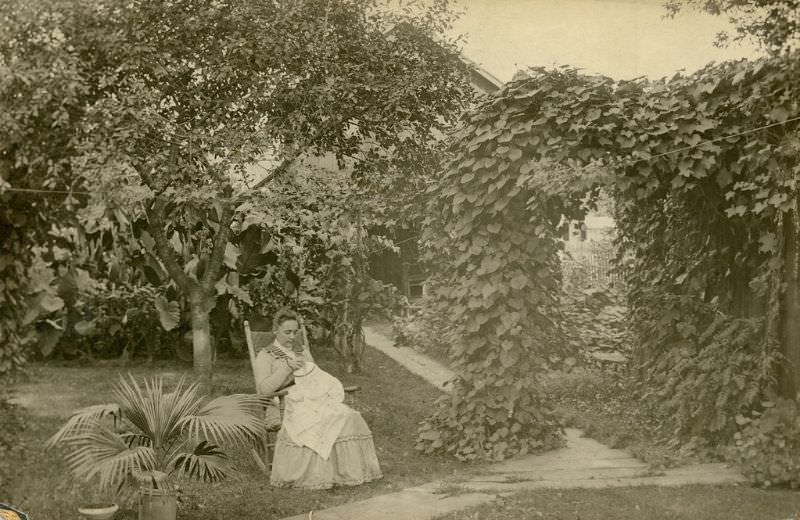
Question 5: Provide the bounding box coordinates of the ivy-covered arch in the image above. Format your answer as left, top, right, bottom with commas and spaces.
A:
417, 53, 800, 464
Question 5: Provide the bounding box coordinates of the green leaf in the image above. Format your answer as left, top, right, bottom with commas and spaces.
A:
170, 441, 229, 483
419, 429, 441, 441
39, 294, 65, 313
38, 325, 63, 357
758, 232, 778, 254
725, 205, 747, 217
215, 276, 253, 305
481, 257, 502, 274
499, 349, 519, 368
769, 107, 789, 122
510, 275, 528, 290
223, 243, 240, 270
154, 296, 180, 331
74, 319, 97, 336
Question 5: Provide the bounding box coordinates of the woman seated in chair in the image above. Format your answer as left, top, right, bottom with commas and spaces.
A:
252, 308, 383, 490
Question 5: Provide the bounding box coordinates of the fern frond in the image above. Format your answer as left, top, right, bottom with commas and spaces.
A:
45, 404, 120, 450
168, 440, 229, 483
62, 420, 156, 492
179, 393, 265, 446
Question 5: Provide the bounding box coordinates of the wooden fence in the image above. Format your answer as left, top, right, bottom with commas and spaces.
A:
562, 240, 625, 286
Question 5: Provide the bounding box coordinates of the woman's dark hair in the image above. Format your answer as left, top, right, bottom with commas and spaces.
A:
272, 308, 299, 330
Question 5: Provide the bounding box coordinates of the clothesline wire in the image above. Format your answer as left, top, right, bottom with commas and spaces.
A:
1, 187, 93, 195
616, 114, 800, 166
2, 114, 798, 200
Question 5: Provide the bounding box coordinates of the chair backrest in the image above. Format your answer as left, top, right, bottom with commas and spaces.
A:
243, 320, 276, 394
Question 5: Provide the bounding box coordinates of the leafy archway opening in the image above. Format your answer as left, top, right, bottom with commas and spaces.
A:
417, 53, 800, 470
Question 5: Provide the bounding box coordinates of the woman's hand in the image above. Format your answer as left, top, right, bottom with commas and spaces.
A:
288, 356, 305, 371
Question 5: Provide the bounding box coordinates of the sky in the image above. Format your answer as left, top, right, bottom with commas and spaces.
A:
449, 0, 763, 82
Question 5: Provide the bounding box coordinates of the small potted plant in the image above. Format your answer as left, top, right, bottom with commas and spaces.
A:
46, 374, 266, 520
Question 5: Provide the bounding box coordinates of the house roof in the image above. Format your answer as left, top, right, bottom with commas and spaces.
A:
460, 55, 504, 94
384, 22, 504, 94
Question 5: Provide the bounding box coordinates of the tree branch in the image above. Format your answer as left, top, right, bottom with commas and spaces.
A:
249, 90, 418, 190
147, 197, 196, 293
201, 187, 235, 289
251, 154, 297, 189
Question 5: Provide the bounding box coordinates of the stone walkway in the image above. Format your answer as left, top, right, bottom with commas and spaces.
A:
282, 326, 746, 520
363, 326, 454, 392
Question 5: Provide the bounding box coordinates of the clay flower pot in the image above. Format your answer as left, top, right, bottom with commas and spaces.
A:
77, 503, 119, 520
138, 488, 178, 520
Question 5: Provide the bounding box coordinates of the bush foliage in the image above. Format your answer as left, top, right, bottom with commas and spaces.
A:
735, 398, 800, 488
419, 50, 800, 477
560, 244, 631, 366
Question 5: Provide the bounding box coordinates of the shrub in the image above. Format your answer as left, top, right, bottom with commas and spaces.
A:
559, 277, 630, 368
558, 229, 632, 370
61, 284, 176, 360
631, 291, 779, 448
736, 398, 800, 488
391, 296, 454, 358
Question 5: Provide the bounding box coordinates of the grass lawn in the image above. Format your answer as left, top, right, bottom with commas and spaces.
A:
435, 485, 800, 520
4, 343, 470, 519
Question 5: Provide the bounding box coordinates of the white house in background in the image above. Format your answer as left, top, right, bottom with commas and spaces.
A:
371, 58, 503, 298
562, 210, 619, 286
565, 212, 615, 251
461, 56, 504, 95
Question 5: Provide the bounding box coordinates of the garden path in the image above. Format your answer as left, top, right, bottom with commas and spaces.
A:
362, 325, 455, 392
279, 325, 747, 520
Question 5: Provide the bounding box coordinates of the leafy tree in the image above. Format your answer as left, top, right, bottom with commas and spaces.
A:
664, 0, 799, 54
1, 0, 474, 388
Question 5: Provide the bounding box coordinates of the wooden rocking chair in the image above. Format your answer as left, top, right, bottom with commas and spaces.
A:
244, 321, 286, 473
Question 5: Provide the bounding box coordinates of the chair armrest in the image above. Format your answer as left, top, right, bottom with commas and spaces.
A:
261, 386, 359, 400
262, 388, 289, 399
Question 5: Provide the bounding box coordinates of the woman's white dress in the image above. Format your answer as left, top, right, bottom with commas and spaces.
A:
254, 342, 382, 489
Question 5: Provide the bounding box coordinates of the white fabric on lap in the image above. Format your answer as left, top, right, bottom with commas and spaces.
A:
283, 362, 350, 459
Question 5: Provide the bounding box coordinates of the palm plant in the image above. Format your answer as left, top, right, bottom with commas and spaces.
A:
45, 374, 266, 495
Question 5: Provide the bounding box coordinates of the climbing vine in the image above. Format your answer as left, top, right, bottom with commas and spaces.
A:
415, 72, 616, 460
418, 52, 799, 467
610, 56, 799, 452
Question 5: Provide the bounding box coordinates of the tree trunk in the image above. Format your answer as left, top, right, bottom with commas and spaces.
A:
147, 194, 235, 395
780, 209, 800, 399
189, 289, 215, 394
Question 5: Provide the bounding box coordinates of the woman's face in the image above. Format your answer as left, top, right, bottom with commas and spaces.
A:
274, 318, 300, 349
